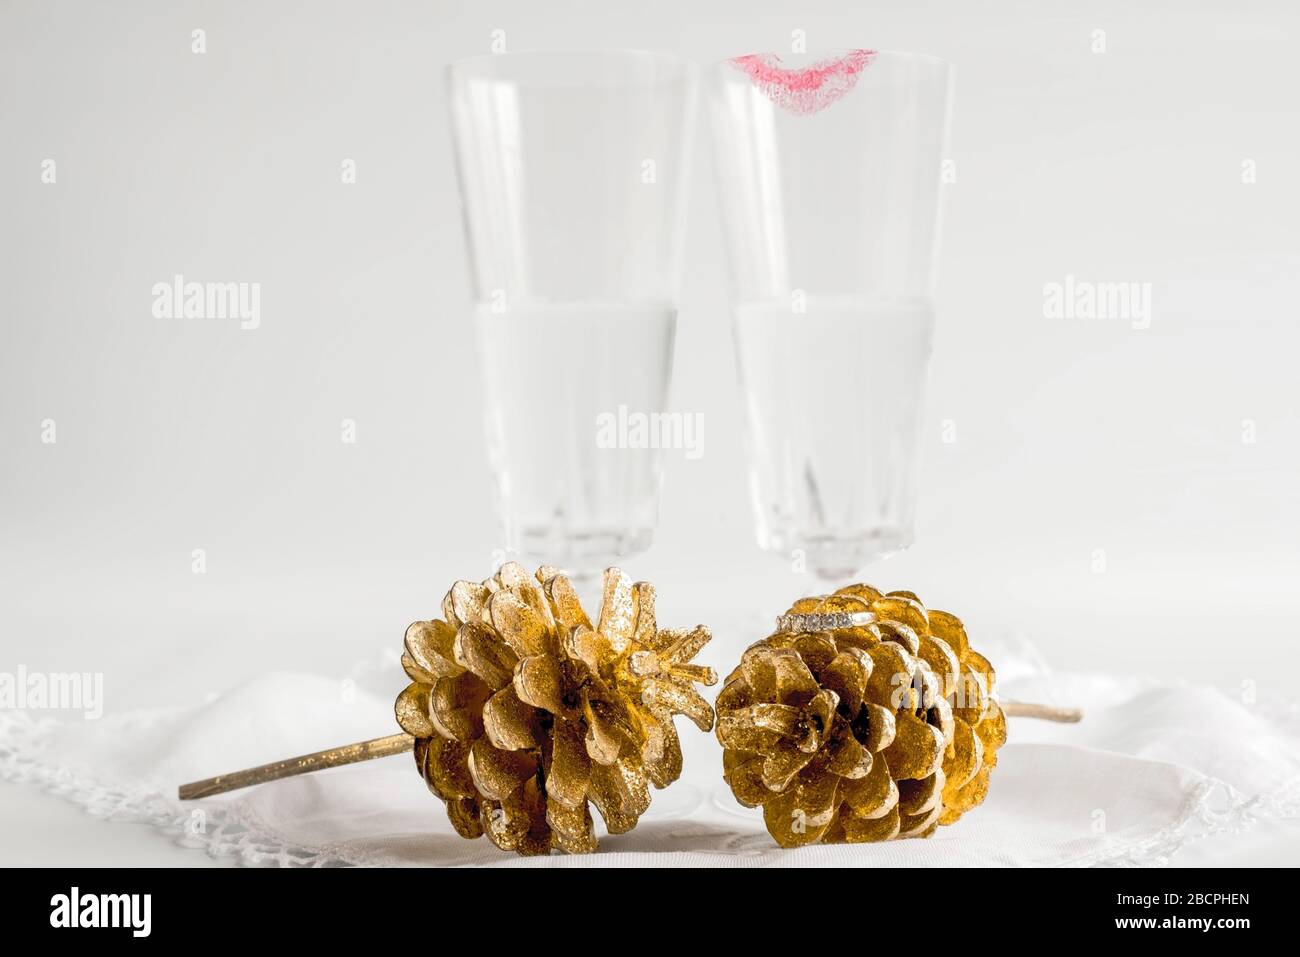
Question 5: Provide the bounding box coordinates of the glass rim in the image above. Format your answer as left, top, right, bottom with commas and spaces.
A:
447, 48, 698, 76
711, 48, 950, 70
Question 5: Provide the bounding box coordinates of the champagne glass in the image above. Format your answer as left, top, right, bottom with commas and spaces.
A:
447, 51, 698, 578
708, 50, 952, 580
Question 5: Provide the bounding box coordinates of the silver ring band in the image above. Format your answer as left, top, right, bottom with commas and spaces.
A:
774, 610, 877, 634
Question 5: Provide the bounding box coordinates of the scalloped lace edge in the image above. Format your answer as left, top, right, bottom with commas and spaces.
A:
0, 709, 365, 867
3, 705, 1298, 868
1063, 776, 1300, 867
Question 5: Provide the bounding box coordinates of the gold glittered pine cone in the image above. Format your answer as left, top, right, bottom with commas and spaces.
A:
395, 562, 718, 855
717, 584, 1007, 848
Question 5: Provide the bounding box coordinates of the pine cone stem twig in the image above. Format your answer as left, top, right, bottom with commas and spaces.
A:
1001, 700, 1082, 723
179, 733, 415, 800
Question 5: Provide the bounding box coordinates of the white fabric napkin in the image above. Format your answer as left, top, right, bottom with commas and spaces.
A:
3, 649, 1297, 867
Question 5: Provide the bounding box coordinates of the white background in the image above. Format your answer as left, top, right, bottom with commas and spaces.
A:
2, 0, 1297, 864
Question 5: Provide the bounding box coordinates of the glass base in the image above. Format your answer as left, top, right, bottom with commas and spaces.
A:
511, 526, 655, 582
762, 526, 914, 583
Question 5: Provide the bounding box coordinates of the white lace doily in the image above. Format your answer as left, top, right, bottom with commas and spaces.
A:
3, 649, 1298, 867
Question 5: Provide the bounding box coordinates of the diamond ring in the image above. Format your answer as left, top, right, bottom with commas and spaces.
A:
774, 610, 877, 634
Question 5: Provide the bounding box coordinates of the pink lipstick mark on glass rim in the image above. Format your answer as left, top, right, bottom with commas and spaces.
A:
729, 49, 877, 116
